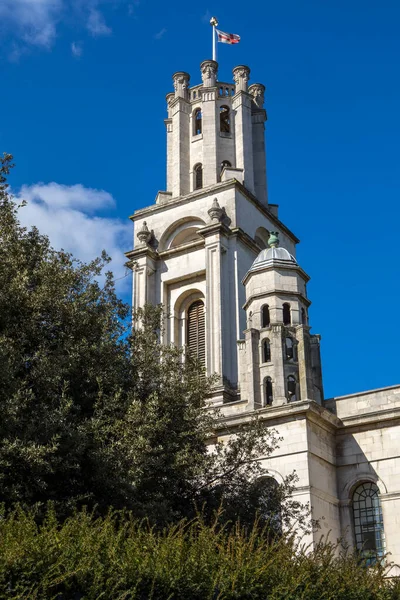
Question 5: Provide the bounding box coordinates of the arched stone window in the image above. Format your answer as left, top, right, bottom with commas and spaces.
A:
194, 164, 203, 190
287, 375, 297, 401
262, 304, 270, 328
193, 108, 202, 135
220, 160, 231, 174
285, 337, 294, 360
282, 303, 291, 325
220, 105, 230, 133
265, 377, 273, 406
301, 307, 307, 325
262, 339, 271, 363
352, 482, 385, 564
187, 300, 205, 366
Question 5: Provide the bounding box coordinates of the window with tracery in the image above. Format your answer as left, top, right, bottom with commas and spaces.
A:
220, 105, 230, 133
352, 482, 385, 564
193, 108, 202, 135
187, 300, 205, 366
194, 164, 203, 190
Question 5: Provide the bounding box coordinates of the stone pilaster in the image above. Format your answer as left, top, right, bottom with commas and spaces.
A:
249, 83, 268, 205
232, 66, 255, 194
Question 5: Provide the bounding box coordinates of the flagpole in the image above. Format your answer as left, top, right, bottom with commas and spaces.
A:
210, 17, 218, 62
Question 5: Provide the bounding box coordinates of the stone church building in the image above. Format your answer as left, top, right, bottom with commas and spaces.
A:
126, 59, 400, 569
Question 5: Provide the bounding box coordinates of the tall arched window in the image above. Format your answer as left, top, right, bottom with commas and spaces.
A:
220, 105, 230, 133
287, 375, 297, 401
193, 108, 202, 135
282, 303, 291, 325
262, 339, 271, 363
352, 482, 385, 564
301, 307, 307, 325
285, 337, 294, 360
187, 300, 205, 366
265, 377, 273, 406
194, 164, 203, 190
262, 305, 270, 328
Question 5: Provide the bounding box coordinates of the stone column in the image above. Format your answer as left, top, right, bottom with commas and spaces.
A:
249, 83, 268, 205
232, 65, 255, 194
296, 326, 315, 402
201, 61, 218, 187
165, 92, 174, 193
171, 72, 191, 197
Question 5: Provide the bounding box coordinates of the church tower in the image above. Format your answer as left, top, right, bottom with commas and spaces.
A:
126, 59, 301, 404
126, 56, 400, 569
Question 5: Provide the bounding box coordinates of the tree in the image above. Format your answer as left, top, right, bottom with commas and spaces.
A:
0, 154, 307, 532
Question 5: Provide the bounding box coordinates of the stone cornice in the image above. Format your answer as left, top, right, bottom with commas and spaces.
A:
129, 179, 300, 245
158, 239, 204, 259
242, 262, 311, 287
243, 289, 312, 310
215, 399, 340, 435
125, 246, 158, 264
335, 407, 400, 433
197, 221, 232, 239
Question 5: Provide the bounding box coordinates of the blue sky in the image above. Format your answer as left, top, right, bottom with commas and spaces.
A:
1, 0, 399, 398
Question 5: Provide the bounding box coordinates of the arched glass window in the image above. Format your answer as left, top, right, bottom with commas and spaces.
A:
187, 300, 205, 366
352, 482, 385, 564
285, 337, 294, 360
262, 339, 271, 363
193, 108, 202, 135
262, 305, 270, 328
301, 307, 307, 325
282, 303, 291, 325
287, 375, 297, 401
265, 377, 273, 406
220, 105, 230, 133
194, 164, 203, 190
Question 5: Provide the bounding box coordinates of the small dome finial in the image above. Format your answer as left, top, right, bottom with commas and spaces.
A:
268, 231, 279, 248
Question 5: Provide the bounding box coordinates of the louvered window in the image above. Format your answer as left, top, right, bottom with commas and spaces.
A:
187, 300, 206, 366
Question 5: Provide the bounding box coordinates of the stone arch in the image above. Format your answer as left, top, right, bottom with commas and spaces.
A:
173, 288, 206, 354
343, 473, 388, 500
254, 226, 270, 250
159, 217, 206, 251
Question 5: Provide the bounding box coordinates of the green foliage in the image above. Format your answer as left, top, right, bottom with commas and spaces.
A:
0, 506, 398, 600
0, 154, 305, 531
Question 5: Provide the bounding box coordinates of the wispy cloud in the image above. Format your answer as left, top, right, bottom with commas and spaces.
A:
201, 9, 212, 24
154, 27, 167, 40
16, 182, 132, 293
0, 0, 63, 49
87, 7, 112, 37
71, 41, 83, 57
0, 0, 133, 56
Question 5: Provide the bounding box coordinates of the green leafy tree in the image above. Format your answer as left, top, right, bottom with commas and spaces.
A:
0, 154, 306, 532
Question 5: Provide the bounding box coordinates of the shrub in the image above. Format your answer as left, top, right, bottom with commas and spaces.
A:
0, 506, 398, 600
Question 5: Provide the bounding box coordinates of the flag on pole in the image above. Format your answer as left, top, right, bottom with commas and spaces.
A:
215, 29, 240, 44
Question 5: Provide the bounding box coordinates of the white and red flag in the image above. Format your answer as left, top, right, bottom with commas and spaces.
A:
215, 29, 240, 44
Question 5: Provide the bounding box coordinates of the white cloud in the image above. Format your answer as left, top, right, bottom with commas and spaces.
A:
87, 8, 111, 37
154, 27, 167, 40
16, 182, 132, 293
0, 0, 133, 54
71, 41, 83, 57
0, 0, 63, 49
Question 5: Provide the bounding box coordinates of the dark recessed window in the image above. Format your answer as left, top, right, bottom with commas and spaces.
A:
220, 105, 230, 133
